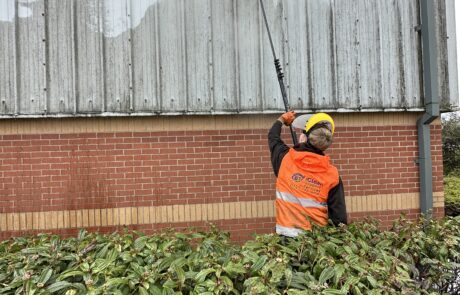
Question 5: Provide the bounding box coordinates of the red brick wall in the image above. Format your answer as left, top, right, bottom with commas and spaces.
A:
329, 125, 444, 196
1, 130, 273, 212
348, 207, 445, 230
0, 117, 444, 240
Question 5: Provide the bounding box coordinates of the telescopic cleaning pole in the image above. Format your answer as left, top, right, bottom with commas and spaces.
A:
259, 0, 298, 146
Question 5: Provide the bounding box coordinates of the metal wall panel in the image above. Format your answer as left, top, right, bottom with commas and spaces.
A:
158, 0, 186, 112
47, 0, 75, 114
354, 0, 381, 109
211, 0, 237, 111
441, 0, 459, 109
131, 0, 160, 112
103, 0, 132, 113
0, 0, 457, 118
0, 0, 16, 115
236, 0, 262, 111
261, 0, 286, 111
285, 0, 309, 110
307, 0, 337, 110
396, 0, 422, 109
377, 0, 401, 109
75, 0, 104, 113
185, 0, 212, 112
17, 0, 46, 115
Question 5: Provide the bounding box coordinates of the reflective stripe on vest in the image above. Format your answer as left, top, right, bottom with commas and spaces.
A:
276, 224, 305, 237
276, 191, 327, 208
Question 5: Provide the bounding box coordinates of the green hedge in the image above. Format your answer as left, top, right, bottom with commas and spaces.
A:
445, 175, 460, 217
1, 217, 459, 294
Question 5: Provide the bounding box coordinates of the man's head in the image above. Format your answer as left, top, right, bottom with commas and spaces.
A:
307, 126, 333, 151
293, 113, 335, 151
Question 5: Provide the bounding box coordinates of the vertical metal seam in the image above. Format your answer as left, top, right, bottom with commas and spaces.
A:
145, 1, 151, 111
1, 4, 7, 113
257, 0, 264, 111
396, 1, 407, 108
329, 0, 338, 107
182, 0, 188, 112
305, 2, 313, 108
333, 1, 340, 109
25, 0, 30, 112
437, 0, 448, 102
209, 0, 214, 112
286, 0, 294, 108
376, 0, 384, 107
416, 0, 424, 100
100, 0, 107, 113
155, 0, 161, 113
2, 1, 15, 115
43, 0, 50, 114
72, 0, 79, 114
354, 1, 361, 110
14, 0, 20, 114
128, 0, 134, 113
233, 0, 240, 111
411, 0, 421, 104
282, 0, 289, 108
445, 0, 458, 107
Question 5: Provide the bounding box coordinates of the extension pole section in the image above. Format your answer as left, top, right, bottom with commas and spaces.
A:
259, 0, 298, 145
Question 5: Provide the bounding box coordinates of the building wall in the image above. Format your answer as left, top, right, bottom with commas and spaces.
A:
0, 113, 444, 241
0, 0, 458, 117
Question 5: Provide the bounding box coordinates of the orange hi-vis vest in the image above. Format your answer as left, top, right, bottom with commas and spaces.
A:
276, 148, 339, 237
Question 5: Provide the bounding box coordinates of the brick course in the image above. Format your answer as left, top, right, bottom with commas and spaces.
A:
0, 206, 444, 242
0, 217, 276, 243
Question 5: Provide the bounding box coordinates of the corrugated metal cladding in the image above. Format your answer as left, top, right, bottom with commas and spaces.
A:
0, 0, 457, 118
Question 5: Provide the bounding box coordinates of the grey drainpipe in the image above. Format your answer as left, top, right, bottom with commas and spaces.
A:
417, 0, 439, 216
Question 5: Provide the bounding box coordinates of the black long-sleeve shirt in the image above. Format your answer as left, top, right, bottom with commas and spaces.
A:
268, 120, 348, 225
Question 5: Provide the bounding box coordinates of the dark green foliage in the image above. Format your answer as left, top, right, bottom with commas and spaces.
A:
441, 113, 460, 217
0, 217, 459, 294
442, 113, 460, 176
445, 175, 460, 216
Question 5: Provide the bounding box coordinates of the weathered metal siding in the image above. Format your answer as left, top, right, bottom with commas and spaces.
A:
0, 0, 457, 118
440, 0, 459, 110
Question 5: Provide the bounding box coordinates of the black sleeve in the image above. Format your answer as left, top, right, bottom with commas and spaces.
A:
327, 177, 348, 225
268, 120, 290, 177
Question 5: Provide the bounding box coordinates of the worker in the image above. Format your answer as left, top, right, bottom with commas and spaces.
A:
268, 111, 347, 237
